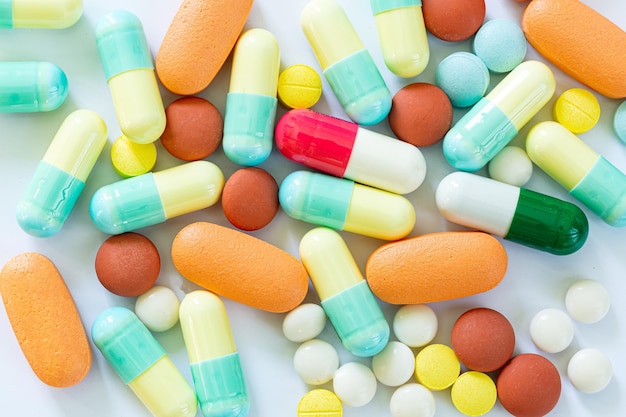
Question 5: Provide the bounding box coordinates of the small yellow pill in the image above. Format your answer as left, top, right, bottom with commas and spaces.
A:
451, 371, 497, 416
277, 64, 323, 109
111, 134, 157, 177
553, 88, 601, 134
297, 389, 343, 417
415, 344, 460, 391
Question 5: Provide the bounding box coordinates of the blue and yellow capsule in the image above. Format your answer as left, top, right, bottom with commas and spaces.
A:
0, 0, 82, 29
0, 62, 68, 112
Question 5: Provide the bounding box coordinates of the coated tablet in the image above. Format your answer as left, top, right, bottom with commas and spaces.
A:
371, 341, 415, 387
565, 279, 610, 324
293, 339, 339, 385
392, 304, 438, 348
282, 303, 327, 343
390, 383, 435, 417
333, 362, 377, 407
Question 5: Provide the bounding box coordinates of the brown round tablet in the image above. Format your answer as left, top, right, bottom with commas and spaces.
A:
160, 96, 223, 161
95, 232, 161, 297
451, 307, 515, 372
222, 167, 279, 231
497, 354, 561, 417
422, 0, 486, 42
388, 83, 452, 147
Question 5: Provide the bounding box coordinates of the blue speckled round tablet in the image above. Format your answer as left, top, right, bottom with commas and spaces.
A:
435, 52, 489, 108
473, 19, 527, 73
614, 101, 626, 144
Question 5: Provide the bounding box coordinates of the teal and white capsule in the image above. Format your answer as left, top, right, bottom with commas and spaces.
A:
436, 172, 589, 255
299, 227, 389, 357
0, 62, 68, 112
0, 0, 82, 29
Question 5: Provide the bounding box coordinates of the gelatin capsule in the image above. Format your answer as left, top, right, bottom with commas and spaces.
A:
0, 0, 82, 29
0, 62, 68, 113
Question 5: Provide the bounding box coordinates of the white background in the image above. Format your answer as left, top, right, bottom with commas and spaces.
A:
0, 1, 625, 416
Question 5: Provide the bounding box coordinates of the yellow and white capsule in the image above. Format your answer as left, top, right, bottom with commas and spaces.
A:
1, 0, 82, 28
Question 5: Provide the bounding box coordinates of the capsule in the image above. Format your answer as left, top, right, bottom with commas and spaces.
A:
90, 161, 224, 235
301, 0, 391, 125
299, 227, 389, 356
279, 170, 415, 240
436, 172, 589, 255
275, 108, 426, 194
443, 60, 555, 171
370, 0, 429, 77
179, 291, 249, 417
95, 10, 166, 144
16, 109, 107, 237
0, 62, 68, 112
0, 0, 82, 28
527, 121, 626, 227
223, 28, 280, 166
92, 307, 198, 417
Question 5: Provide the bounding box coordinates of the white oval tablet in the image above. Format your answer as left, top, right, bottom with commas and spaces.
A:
565, 279, 610, 324
333, 362, 377, 407
488, 146, 533, 187
134, 285, 180, 332
529, 308, 574, 353
293, 339, 339, 385
390, 383, 436, 417
372, 341, 415, 387
283, 303, 327, 342
567, 348, 612, 393
393, 304, 438, 348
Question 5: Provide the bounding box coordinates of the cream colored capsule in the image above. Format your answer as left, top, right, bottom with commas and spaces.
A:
4, 0, 82, 28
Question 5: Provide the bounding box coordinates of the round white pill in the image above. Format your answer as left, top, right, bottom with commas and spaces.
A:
390, 383, 436, 417
565, 279, 610, 324
134, 285, 180, 332
529, 308, 574, 353
333, 362, 377, 407
372, 341, 415, 387
487, 146, 533, 187
282, 303, 327, 342
293, 339, 339, 385
567, 348, 612, 393
393, 304, 438, 348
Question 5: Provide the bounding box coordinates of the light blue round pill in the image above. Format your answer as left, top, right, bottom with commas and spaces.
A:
614, 101, 626, 144
435, 52, 489, 108
473, 19, 527, 73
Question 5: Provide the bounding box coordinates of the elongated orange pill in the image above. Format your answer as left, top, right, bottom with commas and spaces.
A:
0, 252, 91, 387
171, 222, 308, 313
365, 232, 507, 304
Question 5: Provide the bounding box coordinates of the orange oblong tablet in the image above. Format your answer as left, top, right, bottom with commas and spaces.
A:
0, 253, 92, 387
365, 232, 507, 304
171, 222, 308, 313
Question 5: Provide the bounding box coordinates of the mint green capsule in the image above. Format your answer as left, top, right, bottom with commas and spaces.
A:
0, 0, 82, 29
0, 62, 68, 112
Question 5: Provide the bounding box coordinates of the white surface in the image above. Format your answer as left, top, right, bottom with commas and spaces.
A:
0, 1, 625, 416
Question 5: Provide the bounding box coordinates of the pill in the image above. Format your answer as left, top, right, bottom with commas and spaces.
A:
221, 167, 279, 231
16, 109, 107, 237
333, 362, 377, 407
371, 341, 415, 387
487, 146, 533, 187
435, 52, 489, 108
436, 172, 589, 255
387, 82, 453, 147
280, 170, 415, 241
179, 291, 249, 416
414, 344, 460, 391
282, 303, 327, 343
95, 10, 165, 144
390, 383, 436, 417
496, 353, 561, 417
275, 108, 427, 194
160, 96, 223, 161
443, 60, 555, 171
171, 222, 309, 313
293, 339, 339, 385
451, 308, 515, 372
299, 227, 389, 357
553, 88, 601, 134
526, 120, 626, 227
1, 0, 82, 28
614, 101, 626, 144
473, 19, 527, 73
370, 0, 429, 78
567, 348, 612, 394
365, 232, 507, 304
301, 0, 391, 125
451, 371, 497, 416
92, 306, 198, 417
422, 0, 485, 42
392, 304, 438, 348
156, 0, 253, 95
565, 279, 610, 324
277, 64, 323, 109
135, 285, 180, 332
90, 160, 224, 235
110, 135, 157, 178
223, 28, 280, 166
529, 308, 574, 353
0, 61, 67, 112
521, 0, 626, 99
94, 232, 161, 297
0, 252, 91, 387
298, 389, 342, 417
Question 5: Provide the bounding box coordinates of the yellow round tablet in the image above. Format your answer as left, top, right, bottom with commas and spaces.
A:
415, 344, 460, 390
111, 134, 157, 177
298, 389, 342, 416
553, 88, 601, 134
278, 64, 323, 109
451, 371, 497, 416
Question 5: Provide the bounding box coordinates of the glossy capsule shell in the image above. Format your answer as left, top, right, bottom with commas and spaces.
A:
275, 108, 426, 194
179, 291, 249, 417
299, 227, 389, 357
0, 0, 82, 28
17, 109, 107, 237
95, 10, 166, 144
279, 170, 415, 240
0, 62, 68, 112
443, 60, 555, 171
527, 121, 626, 227
90, 161, 224, 235
436, 172, 588, 255
370, 0, 429, 77
92, 307, 198, 417
301, 0, 391, 125
223, 28, 280, 166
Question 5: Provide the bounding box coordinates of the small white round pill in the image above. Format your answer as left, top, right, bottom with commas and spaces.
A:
529, 308, 574, 353
134, 285, 180, 332
565, 279, 610, 324
487, 146, 533, 187
567, 348, 612, 393
390, 383, 436, 417
372, 341, 415, 387
333, 362, 377, 407
393, 304, 438, 348
293, 339, 339, 385
282, 303, 327, 342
